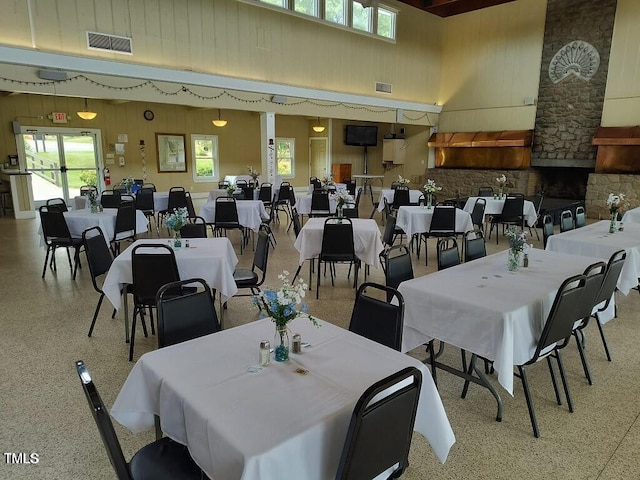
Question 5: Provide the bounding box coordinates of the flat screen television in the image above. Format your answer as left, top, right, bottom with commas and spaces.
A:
345, 125, 378, 147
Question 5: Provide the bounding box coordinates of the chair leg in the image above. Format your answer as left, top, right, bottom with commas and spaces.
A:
42, 246, 51, 278
595, 315, 612, 361
518, 365, 540, 438
149, 307, 156, 335
129, 309, 138, 362
554, 350, 574, 413
546, 356, 562, 405
573, 330, 593, 385
292, 264, 303, 283
316, 260, 321, 299
88, 293, 105, 337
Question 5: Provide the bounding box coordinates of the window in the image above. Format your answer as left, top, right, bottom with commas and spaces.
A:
325, 0, 347, 25
377, 6, 396, 39
276, 138, 295, 177
352, 2, 372, 33
191, 134, 219, 182
254, 0, 396, 41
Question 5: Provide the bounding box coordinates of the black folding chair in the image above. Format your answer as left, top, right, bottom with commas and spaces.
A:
135, 187, 156, 234
101, 190, 122, 209
310, 190, 331, 218
470, 197, 486, 233
380, 244, 413, 293
75, 360, 204, 480
417, 205, 456, 266
542, 214, 554, 248
463, 230, 486, 262
437, 236, 460, 270
348, 282, 405, 351
560, 210, 574, 232
213, 196, 244, 254
335, 367, 422, 480
478, 186, 494, 197
489, 194, 525, 244
231, 231, 270, 300
575, 206, 586, 228
157, 278, 220, 348
180, 216, 208, 238
111, 201, 137, 255
39, 205, 83, 279
317, 218, 359, 299
46, 197, 68, 212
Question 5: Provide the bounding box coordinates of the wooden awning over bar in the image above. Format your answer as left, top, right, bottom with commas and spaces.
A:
592, 126, 640, 173
428, 130, 533, 169
428, 130, 532, 147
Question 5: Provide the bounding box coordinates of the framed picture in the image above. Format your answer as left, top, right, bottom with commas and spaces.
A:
156, 133, 187, 173
8, 155, 18, 167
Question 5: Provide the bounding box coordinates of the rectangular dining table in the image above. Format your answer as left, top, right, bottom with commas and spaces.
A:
110, 318, 455, 480
396, 205, 474, 238
398, 248, 612, 397
463, 196, 538, 226
198, 199, 268, 232
38, 208, 149, 247
545, 220, 640, 295
293, 218, 384, 268
102, 237, 239, 312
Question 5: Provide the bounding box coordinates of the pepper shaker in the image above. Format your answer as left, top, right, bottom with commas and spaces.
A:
259, 340, 270, 366
292, 334, 302, 354
523, 253, 529, 268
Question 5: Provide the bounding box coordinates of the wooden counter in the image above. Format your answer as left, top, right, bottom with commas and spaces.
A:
0, 171, 35, 219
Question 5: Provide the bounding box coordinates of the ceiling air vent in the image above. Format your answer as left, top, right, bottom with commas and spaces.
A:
87, 31, 133, 55
375, 82, 393, 94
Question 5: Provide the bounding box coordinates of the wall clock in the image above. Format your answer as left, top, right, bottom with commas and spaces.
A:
143, 109, 155, 121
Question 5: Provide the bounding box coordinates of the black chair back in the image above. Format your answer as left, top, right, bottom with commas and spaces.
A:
530, 275, 586, 362
349, 282, 405, 351
336, 367, 422, 480
501, 195, 525, 223
259, 183, 273, 203
235, 179, 248, 187
437, 236, 460, 270
101, 190, 121, 209
594, 250, 626, 308
180, 217, 208, 238
471, 198, 486, 231
392, 187, 410, 209
429, 205, 456, 234
390, 182, 400, 190
131, 244, 181, 306
464, 230, 486, 262
214, 197, 240, 227
311, 178, 322, 191
277, 183, 292, 203
47, 197, 68, 212
113, 201, 136, 242
292, 208, 302, 237
142, 183, 156, 192
345, 180, 356, 196
574, 262, 607, 325
218, 181, 230, 189
75, 361, 133, 480
575, 206, 586, 228
157, 278, 220, 348
478, 186, 494, 197
80, 185, 98, 196
542, 214, 554, 248
320, 218, 355, 262
382, 215, 397, 248
39, 205, 72, 243
135, 187, 155, 213
82, 226, 113, 293
560, 210, 574, 232
382, 245, 414, 291
253, 231, 270, 274
240, 185, 254, 201
311, 190, 331, 216
167, 187, 188, 211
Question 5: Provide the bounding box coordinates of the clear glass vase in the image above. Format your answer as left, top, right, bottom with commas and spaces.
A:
426, 194, 433, 209
337, 205, 344, 222
90, 203, 99, 213
172, 230, 182, 248
609, 213, 617, 234
507, 249, 520, 272
274, 325, 290, 362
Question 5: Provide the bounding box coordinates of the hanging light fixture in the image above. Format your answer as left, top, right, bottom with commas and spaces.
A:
212, 109, 228, 127
312, 117, 325, 133
77, 98, 98, 120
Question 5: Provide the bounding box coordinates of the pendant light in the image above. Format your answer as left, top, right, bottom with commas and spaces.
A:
212, 109, 228, 127
312, 117, 325, 133
77, 98, 98, 120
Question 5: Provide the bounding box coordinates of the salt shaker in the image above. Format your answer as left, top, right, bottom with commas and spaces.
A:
259, 340, 271, 366
523, 253, 529, 268
292, 334, 302, 354
185, 239, 190, 248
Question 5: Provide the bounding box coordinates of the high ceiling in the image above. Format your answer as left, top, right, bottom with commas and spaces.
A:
397, 0, 517, 17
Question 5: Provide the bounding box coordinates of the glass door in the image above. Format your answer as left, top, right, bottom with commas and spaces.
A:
23, 131, 100, 208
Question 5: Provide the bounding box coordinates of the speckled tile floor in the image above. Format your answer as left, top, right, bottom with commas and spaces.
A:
1, 195, 639, 480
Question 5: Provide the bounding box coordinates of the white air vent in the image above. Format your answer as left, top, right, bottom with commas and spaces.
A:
87, 31, 133, 55
375, 82, 392, 94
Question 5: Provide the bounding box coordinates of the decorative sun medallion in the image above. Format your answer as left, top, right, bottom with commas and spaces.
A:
549, 41, 600, 84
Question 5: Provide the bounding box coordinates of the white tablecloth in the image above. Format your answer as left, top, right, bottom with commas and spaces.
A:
399, 248, 611, 395
376, 189, 423, 211
102, 238, 239, 310
296, 194, 338, 215
199, 200, 268, 232
396, 206, 474, 238
111, 318, 455, 480
38, 208, 149, 247
73, 192, 170, 212
621, 206, 640, 224
208, 189, 259, 201
546, 220, 640, 295
293, 218, 384, 267
224, 175, 253, 184
463, 196, 538, 227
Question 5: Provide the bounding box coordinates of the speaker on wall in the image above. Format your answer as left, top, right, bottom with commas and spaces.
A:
12, 121, 21, 134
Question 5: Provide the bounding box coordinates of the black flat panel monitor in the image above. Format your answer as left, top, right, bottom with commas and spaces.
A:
345, 125, 378, 147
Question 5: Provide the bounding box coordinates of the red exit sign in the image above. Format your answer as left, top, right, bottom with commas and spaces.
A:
51, 112, 67, 123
